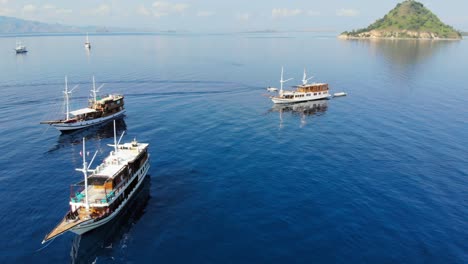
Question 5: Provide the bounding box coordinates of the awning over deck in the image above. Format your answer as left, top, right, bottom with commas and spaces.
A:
69, 108, 97, 116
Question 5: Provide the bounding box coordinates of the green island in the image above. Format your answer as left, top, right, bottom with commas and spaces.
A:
340, 0, 462, 40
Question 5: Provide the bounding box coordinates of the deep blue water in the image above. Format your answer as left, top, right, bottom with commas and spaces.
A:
0, 33, 467, 263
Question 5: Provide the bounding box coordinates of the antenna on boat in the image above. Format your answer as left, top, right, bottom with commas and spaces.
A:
302, 68, 314, 85
91, 76, 105, 103
64, 76, 79, 121
280, 66, 293, 96
75, 138, 90, 211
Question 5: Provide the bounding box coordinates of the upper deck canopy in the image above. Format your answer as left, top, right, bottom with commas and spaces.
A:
70, 108, 97, 116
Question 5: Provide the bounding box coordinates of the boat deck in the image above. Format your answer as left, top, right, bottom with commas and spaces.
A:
42, 210, 89, 243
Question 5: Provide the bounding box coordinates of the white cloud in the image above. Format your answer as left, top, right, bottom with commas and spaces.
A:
196, 11, 214, 17
23, 4, 36, 13
0, 0, 9, 4
42, 4, 55, 10
83, 4, 111, 16
151, 1, 188, 17
137, 5, 151, 16
41, 4, 72, 15
307, 10, 320, 17
172, 3, 188, 13
235, 12, 250, 22
55, 8, 72, 15
0, 7, 14, 16
336, 8, 359, 17
272, 8, 302, 18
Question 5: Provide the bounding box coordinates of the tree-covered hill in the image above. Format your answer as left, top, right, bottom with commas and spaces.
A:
340, 0, 461, 39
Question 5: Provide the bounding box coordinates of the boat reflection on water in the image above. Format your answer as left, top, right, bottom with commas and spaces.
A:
49, 118, 127, 152
269, 99, 328, 128
70, 174, 151, 264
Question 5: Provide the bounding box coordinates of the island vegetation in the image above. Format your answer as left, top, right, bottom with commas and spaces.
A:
340, 0, 462, 40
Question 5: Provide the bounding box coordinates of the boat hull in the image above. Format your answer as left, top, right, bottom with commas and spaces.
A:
52, 110, 126, 132
271, 93, 331, 104
69, 157, 150, 235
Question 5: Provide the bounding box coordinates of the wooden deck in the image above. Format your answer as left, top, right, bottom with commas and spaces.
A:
42, 213, 88, 243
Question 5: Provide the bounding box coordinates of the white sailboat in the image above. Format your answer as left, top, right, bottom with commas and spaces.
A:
41, 76, 126, 132
270, 67, 331, 104
15, 40, 28, 53
42, 120, 150, 243
85, 33, 91, 49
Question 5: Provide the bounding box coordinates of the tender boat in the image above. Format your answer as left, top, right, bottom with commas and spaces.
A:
266, 87, 278, 92
270, 67, 331, 104
333, 92, 347, 97
42, 121, 150, 243
41, 76, 125, 132
15, 41, 27, 54
84, 33, 91, 49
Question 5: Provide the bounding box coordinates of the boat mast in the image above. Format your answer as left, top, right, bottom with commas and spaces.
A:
113, 120, 118, 153
90, 76, 104, 104
64, 76, 70, 120
279, 66, 293, 96
63, 76, 79, 121
92, 76, 97, 102
302, 68, 313, 85
80, 138, 90, 211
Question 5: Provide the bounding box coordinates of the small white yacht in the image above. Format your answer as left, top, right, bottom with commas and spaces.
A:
15, 41, 27, 53
270, 68, 331, 104
85, 33, 91, 49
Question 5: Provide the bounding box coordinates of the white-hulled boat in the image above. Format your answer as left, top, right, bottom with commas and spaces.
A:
42, 121, 150, 243
41, 76, 125, 132
15, 41, 28, 53
270, 67, 331, 104
333, 92, 347, 97
85, 33, 91, 49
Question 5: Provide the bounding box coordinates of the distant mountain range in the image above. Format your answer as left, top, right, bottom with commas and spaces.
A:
0, 16, 134, 33
340, 0, 462, 39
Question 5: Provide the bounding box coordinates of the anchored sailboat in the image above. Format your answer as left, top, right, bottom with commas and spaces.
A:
41, 76, 125, 132
15, 40, 28, 53
269, 67, 331, 104
85, 33, 91, 49
42, 120, 150, 243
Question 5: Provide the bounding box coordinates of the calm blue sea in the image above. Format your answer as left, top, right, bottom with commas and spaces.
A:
0, 33, 467, 263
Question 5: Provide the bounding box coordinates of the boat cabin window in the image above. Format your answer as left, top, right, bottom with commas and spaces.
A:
314, 93, 317, 96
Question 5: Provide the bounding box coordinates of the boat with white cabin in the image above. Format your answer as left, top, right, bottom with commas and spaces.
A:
270, 67, 331, 104
85, 33, 91, 49
42, 121, 150, 243
41, 76, 125, 132
15, 41, 27, 53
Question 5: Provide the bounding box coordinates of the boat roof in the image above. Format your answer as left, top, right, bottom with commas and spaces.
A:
70, 108, 97, 116
95, 94, 124, 104
92, 142, 149, 178
294, 83, 327, 88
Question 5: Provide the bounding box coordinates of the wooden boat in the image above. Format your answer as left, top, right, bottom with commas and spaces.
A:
270, 68, 331, 104
41, 76, 125, 132
42, 121, 150, 243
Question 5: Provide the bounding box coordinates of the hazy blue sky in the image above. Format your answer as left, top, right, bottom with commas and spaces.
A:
1, 0, 467, 32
